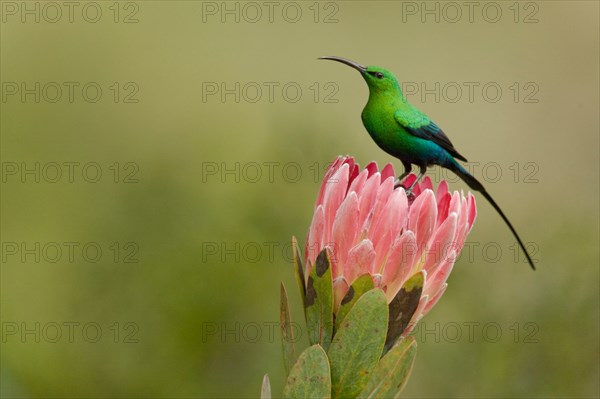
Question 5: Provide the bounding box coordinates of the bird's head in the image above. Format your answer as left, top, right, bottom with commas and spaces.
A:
319, 56, 403, 96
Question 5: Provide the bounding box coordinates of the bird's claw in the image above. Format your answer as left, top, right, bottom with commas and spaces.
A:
394, 181, 415, 198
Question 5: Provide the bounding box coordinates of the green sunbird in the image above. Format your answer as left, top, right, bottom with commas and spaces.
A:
320, 56, 535, 270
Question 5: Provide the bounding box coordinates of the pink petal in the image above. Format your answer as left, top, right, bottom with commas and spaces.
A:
420, 176, 433, 192
348, 169, 369, 196
344, 239, 376, 283
365, 161, 378, 177
305, 205, 325, 267
436, 180, 449, 198
436, 192, 451, 228
331, 192, 360, 278
372, 176, 395, 218
381, 163, 395, 181
412, 183, 422, 197
423, 212, 458, 275
408, 189, 438, 260
467, 192, 477, 230
448, 191, 461, 216
422, 283, 447, 316
382, 230, 418, 295
322, 163, 350, 243
424, 250, 456, 298
315, 157, 344, 207
370, 189, 409, 270
348, 162, 359, 187
453, 194, 470, 254
357, 172, 381, 231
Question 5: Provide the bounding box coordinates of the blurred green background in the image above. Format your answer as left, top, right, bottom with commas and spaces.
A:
1, 1, 598, 397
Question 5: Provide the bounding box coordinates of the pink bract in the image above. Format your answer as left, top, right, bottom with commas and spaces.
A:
304, 156, 477, 332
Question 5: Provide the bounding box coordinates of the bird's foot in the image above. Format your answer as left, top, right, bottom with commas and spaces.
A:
394, 181, 415, 199
393, 179, 405, 190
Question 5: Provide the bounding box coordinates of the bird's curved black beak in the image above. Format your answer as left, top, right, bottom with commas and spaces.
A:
319, 56, 366, 73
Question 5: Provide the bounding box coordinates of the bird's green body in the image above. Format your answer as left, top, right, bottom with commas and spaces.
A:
362, 91, 445, 167
320, 56, 535, 270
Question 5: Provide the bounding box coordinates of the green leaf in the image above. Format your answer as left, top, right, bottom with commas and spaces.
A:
283, 345, 331, 399
280, 282, 296, 376
335, 274, 374, 332
260, 374, 271, 399
292, 236, 306, 307
328, 289, 388, 399
357, 337, 417, 399
305, 248, 334, 351
384, 271, 424, 353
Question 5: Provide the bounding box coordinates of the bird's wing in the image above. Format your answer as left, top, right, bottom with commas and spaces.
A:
394, 107, 468, 162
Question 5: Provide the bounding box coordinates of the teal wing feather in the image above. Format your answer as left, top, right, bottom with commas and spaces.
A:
394, 107, 467, 162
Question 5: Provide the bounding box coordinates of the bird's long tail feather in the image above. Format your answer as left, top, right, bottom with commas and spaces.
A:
448, 160, 536, 270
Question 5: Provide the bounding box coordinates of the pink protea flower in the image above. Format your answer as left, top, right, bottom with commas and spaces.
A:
304, 156, 476, 332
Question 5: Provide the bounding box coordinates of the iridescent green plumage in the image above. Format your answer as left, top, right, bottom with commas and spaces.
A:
320, 56, 535, 270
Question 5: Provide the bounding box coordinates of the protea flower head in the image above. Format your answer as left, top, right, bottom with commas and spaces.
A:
303, 156, 477, 334
273, 156, 478, 399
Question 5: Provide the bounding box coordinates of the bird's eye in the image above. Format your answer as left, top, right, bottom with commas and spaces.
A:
375, 72, 384, 79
